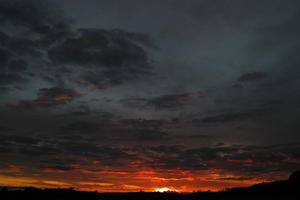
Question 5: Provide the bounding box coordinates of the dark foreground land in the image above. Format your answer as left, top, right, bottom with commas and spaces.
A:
1, 171, 300, 200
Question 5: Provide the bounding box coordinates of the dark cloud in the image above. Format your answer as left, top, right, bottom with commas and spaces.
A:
1, 124, 300, 182
217, 177, 254, 181
49, 28, 155, 88
19, 145, 62, 156
121, 91, 204, 110
60, 118, 174, 143
186, 134, 212, 140
147, 92, 204, 110
61, 121, 102, 133
42, 165, 75, 171
237, 72, 267, 82
61, 110, 115, 118
201, 112, 254, 124
8, 87, 82, 109
134, 143, 300, 174
0, 48, 27, 90
0, 134, 39, 145
0, 86, 9, 94
0, 48, 11, 67
0, 0, 70, 45
0, 73, 26, 86
133, 129, 169, 141
197, 101, 286, 124
7, 59, 28, 72
0, 0, 157, 93
0, 0, 71, 93
0, 31, 42, 56
216, 142, 225, 147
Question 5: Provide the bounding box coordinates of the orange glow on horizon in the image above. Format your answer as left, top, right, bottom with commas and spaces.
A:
0, 165, 278, 193
0, 169, 274, 193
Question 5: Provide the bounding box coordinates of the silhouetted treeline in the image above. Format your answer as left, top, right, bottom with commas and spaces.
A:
1, 171, 300, 200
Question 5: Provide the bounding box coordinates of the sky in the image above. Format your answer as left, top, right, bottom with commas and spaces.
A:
0, 0, 300, 192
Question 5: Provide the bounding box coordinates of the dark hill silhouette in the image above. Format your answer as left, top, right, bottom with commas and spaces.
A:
1, 171, 300, 200
289, 170, 300, 183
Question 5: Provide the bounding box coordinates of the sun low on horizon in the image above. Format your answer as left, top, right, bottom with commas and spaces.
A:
1, 0, 300, 193
154, 187, 179, 193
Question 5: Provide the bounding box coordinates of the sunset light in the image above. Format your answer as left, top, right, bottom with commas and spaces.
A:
154, 187, 179, 193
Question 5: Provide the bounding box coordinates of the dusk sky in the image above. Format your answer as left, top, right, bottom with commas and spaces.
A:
0, 0, 300, 192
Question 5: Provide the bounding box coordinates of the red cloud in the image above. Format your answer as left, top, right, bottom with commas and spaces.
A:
8, 87, 82, 108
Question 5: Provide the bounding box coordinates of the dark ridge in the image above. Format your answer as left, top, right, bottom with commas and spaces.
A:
289, 170, 300, 182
